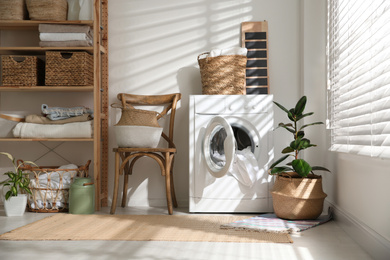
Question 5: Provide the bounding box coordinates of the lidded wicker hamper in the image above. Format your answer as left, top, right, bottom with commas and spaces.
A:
197, 52, 247, 95
26, 0, 68, 21
18, 160, 91, 213
45, 51, 94, 86
1, 56, 44, 86
0, 0, 27, 20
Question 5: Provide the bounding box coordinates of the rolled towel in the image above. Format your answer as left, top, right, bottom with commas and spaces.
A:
209, 47, 248, 57
39, 24, 92, 34
26, 114, 92, 124
39, 33, 92, 43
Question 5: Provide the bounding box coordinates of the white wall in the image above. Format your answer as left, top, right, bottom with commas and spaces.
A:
108, 0, 301, 206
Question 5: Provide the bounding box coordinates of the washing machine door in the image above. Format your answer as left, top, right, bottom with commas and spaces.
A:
203, 116, 235, 178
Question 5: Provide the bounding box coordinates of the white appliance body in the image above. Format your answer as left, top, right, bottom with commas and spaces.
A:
189, 95, 274, 213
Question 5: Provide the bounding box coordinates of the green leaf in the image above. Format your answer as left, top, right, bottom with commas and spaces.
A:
270, 155, 290, 169
290, 138, 302, 150
282, 147, 294, 153
276, 123, 295, 133
292, 159, 312, 177
273, 101, 290, 114
11, 186, 17, 196
299, 122, 324, 131
296, 112, 314, 121
5, 190, 12, 200
294, 96, 307, 117
311, 166, 331, 172
296, 131, 305, 138
288, 109, 295, 121
297, 138, 316, 151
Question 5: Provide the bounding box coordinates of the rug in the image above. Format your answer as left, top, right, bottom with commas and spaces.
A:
0, 214, 293, 243
221, 209, 333, 234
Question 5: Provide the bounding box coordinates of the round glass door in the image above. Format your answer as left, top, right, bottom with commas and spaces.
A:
203, 116, 235, 178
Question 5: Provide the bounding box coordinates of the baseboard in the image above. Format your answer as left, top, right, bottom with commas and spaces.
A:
325, 200, 390, 260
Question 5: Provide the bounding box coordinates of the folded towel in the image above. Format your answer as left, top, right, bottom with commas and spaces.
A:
209, 47, 248, 57
39, 24, 92, 34
26, 114, 92, 124
39, 33, 92, 44
41, 104, 94, 121
39, 40, 92, 47
13, 121, 93, 138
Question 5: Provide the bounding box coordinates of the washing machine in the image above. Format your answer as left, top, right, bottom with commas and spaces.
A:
189, 95, 274, 213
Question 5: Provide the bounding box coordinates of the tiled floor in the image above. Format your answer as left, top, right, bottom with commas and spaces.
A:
0, 206, 373, 260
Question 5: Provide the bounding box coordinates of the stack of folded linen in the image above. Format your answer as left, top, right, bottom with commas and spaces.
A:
38, 24, 93, 47
12, 104, 94, 138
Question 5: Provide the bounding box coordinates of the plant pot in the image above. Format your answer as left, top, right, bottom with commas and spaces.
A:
271, 172, 327, 220
3, 194, 27, 217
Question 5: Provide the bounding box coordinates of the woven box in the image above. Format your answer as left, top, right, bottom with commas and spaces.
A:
198, 52, 247, 95
45, 51, 93, 86
0, 0, 27, 20
19, 160, 91, 213
26, 0, 67, 21
1, 56, 44, 86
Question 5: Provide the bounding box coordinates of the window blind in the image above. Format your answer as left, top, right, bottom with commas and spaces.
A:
327, 0, 390, 158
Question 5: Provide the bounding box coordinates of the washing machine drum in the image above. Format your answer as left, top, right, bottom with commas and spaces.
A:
203, 116, 236, 178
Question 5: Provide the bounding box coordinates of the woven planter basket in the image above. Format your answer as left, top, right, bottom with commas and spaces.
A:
45, 51, 93, 86
18, 160, 91, 213
1, 56, 44, 86
198, 52, 247, 95
0, 0, 27, 20
115, 107, 160, 127
271, 172, 327, 220
26, 0, 67, 21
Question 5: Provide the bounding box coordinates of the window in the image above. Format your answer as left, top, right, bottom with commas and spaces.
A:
327, 0, 390, 158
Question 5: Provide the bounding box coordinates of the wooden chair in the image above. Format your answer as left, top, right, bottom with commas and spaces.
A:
110, 93, 181, 215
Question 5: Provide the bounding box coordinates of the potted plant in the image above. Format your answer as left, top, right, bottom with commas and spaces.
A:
0, 152, 35, 216
269, 96, 330, 220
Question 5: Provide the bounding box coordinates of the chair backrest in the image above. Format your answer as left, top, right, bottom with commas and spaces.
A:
117, 93, 182, 148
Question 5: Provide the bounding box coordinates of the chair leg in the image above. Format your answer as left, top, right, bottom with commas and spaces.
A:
110, 152, 120, 214
165, 152, 173, 215
121, 171, 128, 207
121, 152, 129, 207
170, 155, 178, 208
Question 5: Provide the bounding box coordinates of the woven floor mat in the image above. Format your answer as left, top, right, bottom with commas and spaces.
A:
0, 214, 292, 243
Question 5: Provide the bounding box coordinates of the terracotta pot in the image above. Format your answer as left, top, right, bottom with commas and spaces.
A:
271, 172, 327, 220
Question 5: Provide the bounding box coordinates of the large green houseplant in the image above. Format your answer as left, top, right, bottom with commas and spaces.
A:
269, 96, 330, 220
0, 152, 34, 216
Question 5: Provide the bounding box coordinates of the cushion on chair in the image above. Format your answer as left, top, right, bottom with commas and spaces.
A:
114, 125, 163, 148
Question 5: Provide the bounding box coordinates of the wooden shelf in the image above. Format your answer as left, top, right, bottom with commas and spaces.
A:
0, 47, 94, 55
0, 20, 94, 30
0, 1, 108, 210
0, 86, 94, 92
0, 138, 94, 142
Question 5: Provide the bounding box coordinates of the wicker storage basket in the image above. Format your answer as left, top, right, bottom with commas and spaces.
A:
271, 173, 327, 220
26, 0, 68, 21
18, 160, 91, 213
198, 52, 247, 95
45, 51, 93, 86
0, 0, 27, 20
1, 56, 44, 86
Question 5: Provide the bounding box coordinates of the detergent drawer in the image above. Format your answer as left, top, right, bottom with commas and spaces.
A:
194, 95, 273, 114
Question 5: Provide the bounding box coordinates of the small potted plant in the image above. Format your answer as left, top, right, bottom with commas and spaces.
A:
0, 152, 35, 216
269, 96, 330, 220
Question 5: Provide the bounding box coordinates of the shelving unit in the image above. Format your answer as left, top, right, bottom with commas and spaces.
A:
0, 0, 109, 209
